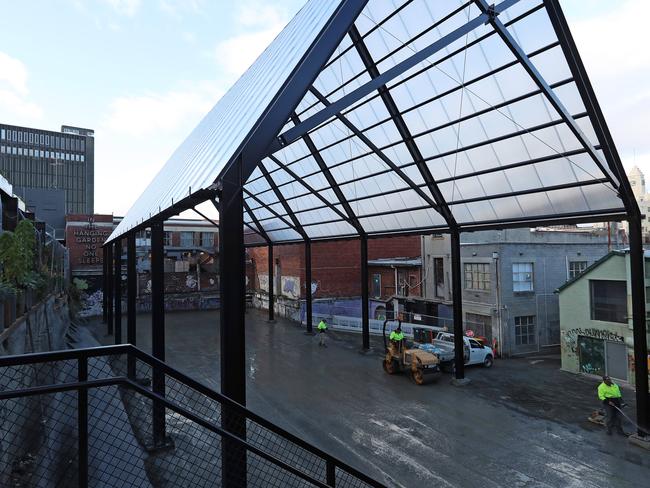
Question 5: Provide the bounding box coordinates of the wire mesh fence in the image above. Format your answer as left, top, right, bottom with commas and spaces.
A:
0, 346, 383, 488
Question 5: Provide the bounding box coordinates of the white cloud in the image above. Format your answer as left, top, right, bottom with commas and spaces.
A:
0, 51, 43, 123
565, 0, 650, 171
213, 2, 289, 79
159, 0, 204, 17
94, 81, 224, 214
103, 0, 141, 17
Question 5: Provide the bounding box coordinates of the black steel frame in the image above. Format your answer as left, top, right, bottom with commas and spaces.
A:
100, 0, 649, 440
0, 345, 385, 488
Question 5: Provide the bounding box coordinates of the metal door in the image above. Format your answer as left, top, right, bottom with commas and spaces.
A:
605, 341, 627, 381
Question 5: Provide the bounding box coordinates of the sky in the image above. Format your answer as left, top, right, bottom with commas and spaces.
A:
0, 0, 648, 219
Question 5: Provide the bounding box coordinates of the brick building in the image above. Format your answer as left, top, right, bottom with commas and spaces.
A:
66, 214, 219, 298
248, 236, 422, 303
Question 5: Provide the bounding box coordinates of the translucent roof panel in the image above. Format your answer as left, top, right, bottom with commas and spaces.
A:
111, 0, 631, 245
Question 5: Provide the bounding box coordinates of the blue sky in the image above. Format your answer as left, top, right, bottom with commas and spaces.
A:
0, 0, 648, 216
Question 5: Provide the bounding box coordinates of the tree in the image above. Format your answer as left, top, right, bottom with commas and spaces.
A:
0, 219, 37, 291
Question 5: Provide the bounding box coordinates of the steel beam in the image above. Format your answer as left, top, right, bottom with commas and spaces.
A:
268, 245, 275, 321
450, 228, 466, 381
348, 24, 457, 228
127, 233, 137, 379
219, 155, 248, 487
258, 160, 310, 240
476, 0, 617, 190
102, 246, 108, 324
305, 241, 313, 333
627, 214, 649, 436
150, 220, 166, 445
268, 154, 353, 225
289, 112, 365, 236
277, 0, 520, 147
106, 244, 114, 335
360, 236, 369, 350
235, 0, 370, 181
545, 0, 648, 433
113, 240, 122, 344
244, 189, 301, 235
242, 199, 271, 243
308, 87, 442, 213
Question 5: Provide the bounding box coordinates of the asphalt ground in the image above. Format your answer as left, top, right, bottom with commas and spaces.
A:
89, 309, 650, 487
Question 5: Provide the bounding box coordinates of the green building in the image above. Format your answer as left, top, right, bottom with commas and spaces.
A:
557, 251, 650, 385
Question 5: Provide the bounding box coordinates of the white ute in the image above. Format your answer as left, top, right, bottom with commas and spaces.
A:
434, 332, 494, 368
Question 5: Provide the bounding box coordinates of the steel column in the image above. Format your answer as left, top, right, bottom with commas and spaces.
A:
127, 234, 137, 378
106, 244, 114, 335
450, 228, 465, 380
361, 236, 369, 350
150, 220, 166, 445
628, 215, 649, 436
113, 240, 122, 344
78, 357, 88, 488
305, 241, 313, 333
268, 245, 275, 321
102, 246, 107, 323
219, 156, 247, 487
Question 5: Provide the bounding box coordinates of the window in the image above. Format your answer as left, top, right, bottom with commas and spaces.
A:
0, 129, 4, 139
12, 130, 17, 141
0, 145, 4, 154
18, 132, 22, 142
372, 273, 381, 298
45, 135, 49, 146
81, 140, 85, 151
29, 133, 33, 143
464, 262, 490, 291
180, 231, 193, 247
466, 312, 491, 338
515, 315, 536, 345
39, 134, 44, 144
164, 231, 172, 246
590, 280, 627, 323
513, 263, 534, 292
434, 257, 444, 298
201, 232, 213, 247
568, 261, 587, 280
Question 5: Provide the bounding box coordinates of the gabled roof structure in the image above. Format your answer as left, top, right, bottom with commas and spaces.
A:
102, 0, 649, 435
106, 0, 636, 246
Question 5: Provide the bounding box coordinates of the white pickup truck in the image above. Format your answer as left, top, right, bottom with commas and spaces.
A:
433, 332, 494, 368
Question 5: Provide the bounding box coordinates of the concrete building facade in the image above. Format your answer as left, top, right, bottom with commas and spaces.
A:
0, 123, 94, 238
557, 251, 650, 385
422, 228, 615, 356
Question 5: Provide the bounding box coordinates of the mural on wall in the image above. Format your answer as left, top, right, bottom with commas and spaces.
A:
258, 273, 269, 292
281, 276, 300, 299
563, 328, 624, 354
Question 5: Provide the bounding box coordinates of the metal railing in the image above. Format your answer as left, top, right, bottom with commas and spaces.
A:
0, 345, 384, 488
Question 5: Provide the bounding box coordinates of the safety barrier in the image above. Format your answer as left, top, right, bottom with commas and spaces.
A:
0, 345, 385, 487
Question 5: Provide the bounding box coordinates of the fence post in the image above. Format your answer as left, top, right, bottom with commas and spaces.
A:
78, 356, 88, 488
326, 460, 336, 487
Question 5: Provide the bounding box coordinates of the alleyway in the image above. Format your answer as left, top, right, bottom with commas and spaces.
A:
91, 310, 650, 487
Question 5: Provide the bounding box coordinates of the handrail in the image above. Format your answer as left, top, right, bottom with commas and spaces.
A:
126, 380, 333, 488
0, 344, 386, 488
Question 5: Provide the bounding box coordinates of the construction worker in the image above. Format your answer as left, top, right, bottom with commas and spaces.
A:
317, 319, 328, 347
598, 375, 625, 435
389, 324, 405, 352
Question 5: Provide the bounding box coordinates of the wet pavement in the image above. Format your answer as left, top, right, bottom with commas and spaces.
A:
89, 309, 650, 487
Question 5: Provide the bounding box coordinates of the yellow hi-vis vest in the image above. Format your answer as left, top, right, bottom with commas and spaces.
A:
598, 382, 621, 401
390, 330, 404, 341
317, 320, 327, 331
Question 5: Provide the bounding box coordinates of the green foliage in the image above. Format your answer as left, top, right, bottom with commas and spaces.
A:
0, 220, 37, 290
73, 277, 89, 291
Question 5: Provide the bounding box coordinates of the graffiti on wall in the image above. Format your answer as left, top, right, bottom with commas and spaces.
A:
563, 328, 624, 354
258, 273, 269, 292
281, 276, 300, 299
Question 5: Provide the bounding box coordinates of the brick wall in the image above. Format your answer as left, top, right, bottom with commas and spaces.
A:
249, 235, 421, 299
